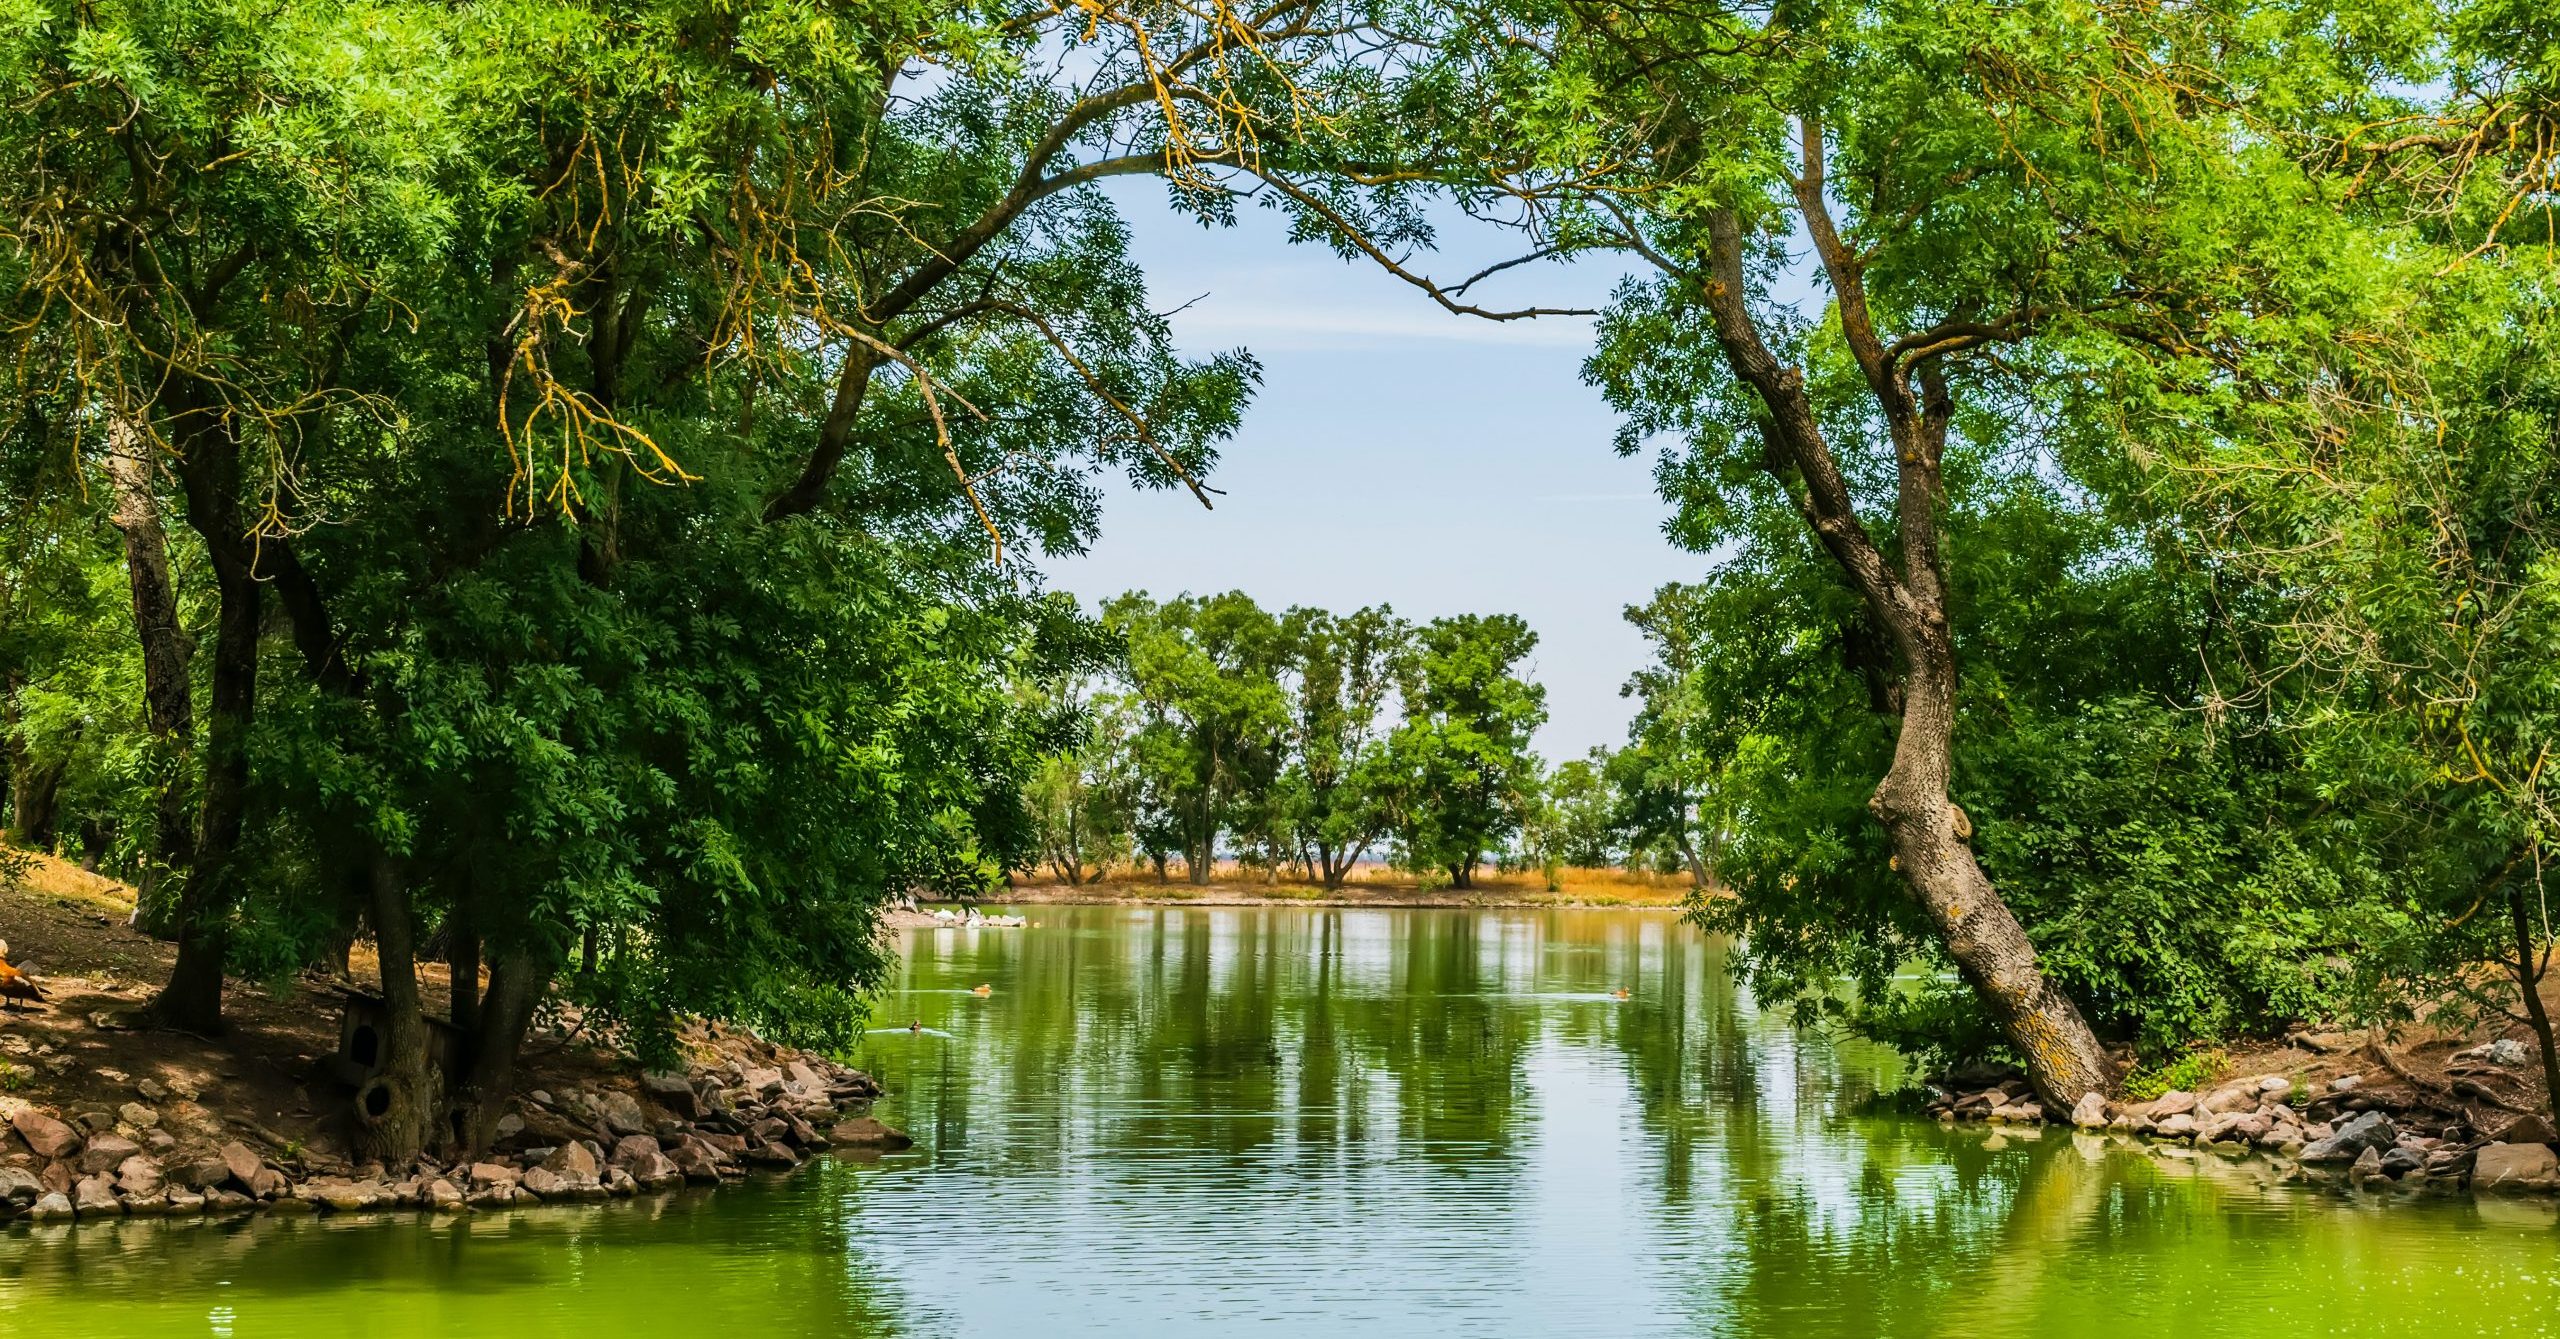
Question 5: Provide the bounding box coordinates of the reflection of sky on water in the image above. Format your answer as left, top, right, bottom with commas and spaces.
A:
13, 905, 2559, 1337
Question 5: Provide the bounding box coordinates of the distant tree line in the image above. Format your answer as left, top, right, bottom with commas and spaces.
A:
1025, 593, 1549, 891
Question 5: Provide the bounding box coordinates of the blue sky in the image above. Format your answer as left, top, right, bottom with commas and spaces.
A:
1040, 185, 1706, 759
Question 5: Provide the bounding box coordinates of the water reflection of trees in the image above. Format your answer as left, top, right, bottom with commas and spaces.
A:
1, 1182, 920, 1335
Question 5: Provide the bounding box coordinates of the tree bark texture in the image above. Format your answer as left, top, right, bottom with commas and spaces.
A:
1683, 169, 2110, 1109
105, 417, 194, 937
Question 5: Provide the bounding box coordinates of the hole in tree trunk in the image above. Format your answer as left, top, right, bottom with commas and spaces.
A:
356, 1077, 394, 1125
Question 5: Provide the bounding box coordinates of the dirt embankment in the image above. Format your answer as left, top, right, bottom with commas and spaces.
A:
0, 847, 907, 1225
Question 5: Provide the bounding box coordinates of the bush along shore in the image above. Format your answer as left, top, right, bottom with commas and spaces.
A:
0, 1039, 912, 1224
1923, 1038, 2560, 1199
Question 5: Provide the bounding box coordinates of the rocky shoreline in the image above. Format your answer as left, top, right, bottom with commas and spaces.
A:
0, 1048, 913, 1225
1925, 1039, 2560, 1199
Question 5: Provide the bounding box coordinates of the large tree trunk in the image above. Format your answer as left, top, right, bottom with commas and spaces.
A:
105, 419, 195, 937
7, 752, 64, 850
1874, 649, 2109, 1108
1684, 190, 2109, 1112
144, 414, 258, 1035
140, 560, 256, 1033
354, 852, 439, 1164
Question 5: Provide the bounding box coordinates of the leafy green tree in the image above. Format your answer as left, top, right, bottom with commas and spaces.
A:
1541, 751, 1618, 870
1110, 591, 1289, 884
1280, 604, 1407, 888
1390, 614, 1545, 889
1026, 679, 1142, 886
1454, 0, 2417, 1105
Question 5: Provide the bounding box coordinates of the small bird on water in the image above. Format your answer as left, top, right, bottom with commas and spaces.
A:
0, 940, 46, 1011
909, 1019, 925, 1034
1611, 987, 1631, 1001
970, 983, 993, 996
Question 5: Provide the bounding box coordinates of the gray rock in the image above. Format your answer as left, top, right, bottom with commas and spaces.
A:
249, 1168, 287, 1199
2349, 1146, 2386, 1187
826, 1117, 914, 1150
2300, 1110, 2396, 1164
219, 1140, 263, 1190
78, 1135, 140, 1176
668, 1139, 725, 1183
595, 1090, 649, 1138
2154, 1112, 2198, 1138
2481, 1038, 2532, 1067
2380, 1146, 2425, 1178
136, 1078, 169, 1101
740, 1067, 787, 1099
2474, 1141, 2560, 1194
310, 1180, 391, 1213
467, 1161, 522, 1187
541, 1140, 602, 1184
73, 1174, 123, 1217
519, 1166, 565, 1200
423, 1179, 465, 1212
2200, 1082, 2260, 1116
611, 1134, 662, 1164
2149, 1090, 2199, 1117
27, 1191, 72, 1221
640, 1071, 698, 1117
622, 1149, 681, 1189
2201, 1112, 2270, 1145
117, 1102, 160, 1130
492, 1113, 525, 1142
2490, 1113, 2559, 1146
10, 1108, 81, 1160
114, 1154, 165, 1198
2328, 1074, 2362, 1093
165, 1186, 204, 1213
2254, 1075, 2293, 1094
0, 1165, 42, 1214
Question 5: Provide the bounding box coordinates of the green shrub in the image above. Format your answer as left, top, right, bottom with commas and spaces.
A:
2123, 1047, 2227, 1101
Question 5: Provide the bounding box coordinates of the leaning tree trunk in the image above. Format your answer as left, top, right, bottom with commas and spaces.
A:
1872, 641, 2110, 1109
2508, 882, 2560, 1120
354, 852, 438, 1164
105, 418, 195, 938
1680, 187, 2110, 1113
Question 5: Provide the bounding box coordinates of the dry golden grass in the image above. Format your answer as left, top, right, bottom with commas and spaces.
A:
7, 845, 137, 915
1012, 863, 1694, 907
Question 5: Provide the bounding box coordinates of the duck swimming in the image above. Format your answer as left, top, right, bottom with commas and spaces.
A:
1611, 988, 1631, 1001
970, 983, 993, 996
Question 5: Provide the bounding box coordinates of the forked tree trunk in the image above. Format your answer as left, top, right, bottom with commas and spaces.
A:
105, 418, 195, 937
455, 948, 552, 1152
1683, 186, 2110, 1112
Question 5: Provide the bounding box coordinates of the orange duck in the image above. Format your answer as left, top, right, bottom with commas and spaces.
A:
0, 939, 44, 1011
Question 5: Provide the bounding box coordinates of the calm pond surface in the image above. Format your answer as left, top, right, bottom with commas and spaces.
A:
6, 904, 2558, 1335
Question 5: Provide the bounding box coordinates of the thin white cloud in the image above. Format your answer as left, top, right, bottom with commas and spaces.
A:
1170, 298, 1598, 350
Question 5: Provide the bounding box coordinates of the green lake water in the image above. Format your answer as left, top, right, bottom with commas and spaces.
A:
6, 904, 2558, 1335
